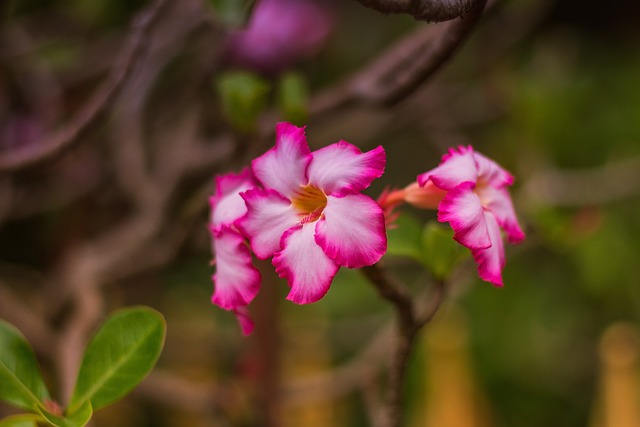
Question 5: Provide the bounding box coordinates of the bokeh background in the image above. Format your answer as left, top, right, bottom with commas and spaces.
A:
1, 0, 640, 426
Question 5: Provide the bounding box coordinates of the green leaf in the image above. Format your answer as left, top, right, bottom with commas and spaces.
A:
0, 320, 50, 410
216, 71, 271, 133
386, 214, 424, 261
34, 401, 92, 427
207, 0, 257, 28
0, 414, 43, 427
68, 307, 166, 413
277, 72, 309, 125
421, 222, 469, 280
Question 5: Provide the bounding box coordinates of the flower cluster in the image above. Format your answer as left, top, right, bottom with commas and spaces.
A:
383, 146, 525, 286
209, 122, 386, 333
210, 124, 525, 334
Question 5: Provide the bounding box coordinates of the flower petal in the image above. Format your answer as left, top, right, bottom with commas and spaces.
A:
236, 188, 299, 259
210, 168, 257, 228
211, 226, 261, 310
474, 151, 514, 188
306, 141, 385, 197
315, 193, 387, 268
273, 224, 339, 304
233, 307, 255, 336
417, 146, 478, 190
471, 212, 505, 286
477, 185, 525, 243
437, 182, 491, 250
251, 122, 311, 198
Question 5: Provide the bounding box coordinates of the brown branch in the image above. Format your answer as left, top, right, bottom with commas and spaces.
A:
0, 282, 55, 354
0, 0, 169, 173
354, 0, 480, 22
311, 0, 486, 117
360, 264, 446, 427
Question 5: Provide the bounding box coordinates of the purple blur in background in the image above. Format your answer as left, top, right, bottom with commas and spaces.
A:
224, 0, 335, 74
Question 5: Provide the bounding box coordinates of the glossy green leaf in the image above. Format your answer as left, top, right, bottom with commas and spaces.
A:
216, 71, 271, 133
277, 72, 309, 125
0, 320, 50, 410
386, 214, 424, 261
421, 222, 468, 280
68, 307, 166, 413
0, 414, 42, 427
35, 401, 92, 427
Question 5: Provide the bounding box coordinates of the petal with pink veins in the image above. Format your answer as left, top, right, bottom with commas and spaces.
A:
236, 188, 300, 259
476, 185, 525, 243
210, 168, 257, 228
315, 193, 387, 268
307, 141, 386, 197
233, 306, 255, 336
437, 182, 491, 250
417, 146, 478, 190
251, 122, 311, 198
471, 212, 505, 286
273, 224, 340, 304
474, 151, 514, 188
211, 226, 261, 310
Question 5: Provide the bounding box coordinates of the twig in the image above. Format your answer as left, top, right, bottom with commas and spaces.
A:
0, 0, 169, 173
354, 0, 480, 22
310, 0, 486, 117
0, 282, 55, 354
360, 264, 446, 427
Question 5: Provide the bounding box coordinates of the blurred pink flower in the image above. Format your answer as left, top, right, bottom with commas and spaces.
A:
236, 122, 387, 304
417, 146, 525, 286
225, 0, 334, 74
209, 169, 261, 335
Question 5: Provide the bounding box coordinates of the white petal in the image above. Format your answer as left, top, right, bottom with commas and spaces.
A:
273, 224, 339, 304
307, 141, 385, 196
315, 194, 387, 268
252, 122, 311, 198
211, 227, 261, 310
236, 188, 300, 259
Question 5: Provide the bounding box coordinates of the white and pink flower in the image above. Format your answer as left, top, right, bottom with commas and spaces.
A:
236, 122, 387, 304
416, 146, 525, 286
209, 168, 261, 335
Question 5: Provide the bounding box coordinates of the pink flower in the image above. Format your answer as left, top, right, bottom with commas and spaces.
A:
209, 169, 261, 335
236, 122, 387, 304
417, 146, 525, 286
225, 0, 334, 74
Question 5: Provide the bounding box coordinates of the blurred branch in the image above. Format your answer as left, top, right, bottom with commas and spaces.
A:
0, 0, 169, 173
311, 0, 486, 117
524, 156, 640, 206
354, 0, 480, 22
0, 282, 55, 354
361, 263, 446, 427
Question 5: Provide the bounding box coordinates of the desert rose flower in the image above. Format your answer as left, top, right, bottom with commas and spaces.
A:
236, 122, 387, 304
209, 169, 261, 335
416, 146, 525, 286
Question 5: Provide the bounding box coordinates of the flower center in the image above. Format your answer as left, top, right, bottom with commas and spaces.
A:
292, 185, 327, 223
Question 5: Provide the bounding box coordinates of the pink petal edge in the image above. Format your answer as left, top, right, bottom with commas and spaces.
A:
211, 226, 261, 310
437, 182, 491, 250
306, 141, 386, 197
417, 146, 478, 191
273, 224, 340, 304
315, 193, 387, 268
236, 188, 299, 259
251, 122, 311, 198
471, 211, 505, 286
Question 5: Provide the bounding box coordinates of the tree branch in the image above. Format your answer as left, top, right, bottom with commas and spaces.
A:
311, 0, 486, 117
0, 0, 169, 173
354, 0, 479, 23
